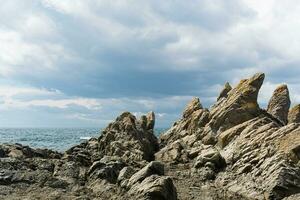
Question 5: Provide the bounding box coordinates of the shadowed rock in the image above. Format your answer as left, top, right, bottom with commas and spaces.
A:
146, 111, 155, 130
217, 82, 232, 101
288, 104, 300, 124
267, 84, 291, 124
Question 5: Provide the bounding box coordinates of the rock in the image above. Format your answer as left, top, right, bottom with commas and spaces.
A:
159, 98, 209, 148
0, 111, 173, 200
155, 141, 184, 163
98, 112, 159, 162
128, 161, 165, 187
146, 111, 155, 130
288, 104, 300, 124
117, 166, 136, 187
0, 148, 5, 158
217, 82, 232, 101
3, 72, 300, 200
183, 97, 203, 118
128, 175, 177, 200
267, 84, 291, 124
283, 193, 300, 200
208, 73, 265, 133
193, 148, 225, 170
88, 160, 125, 184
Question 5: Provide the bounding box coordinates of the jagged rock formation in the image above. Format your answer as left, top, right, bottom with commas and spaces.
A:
217, 82, 232, 101
288, 104, 300, 124
0, 112, 176, 200
267, 84, 291, 124
209, 72, 265, 133
156, 73, 300, 200
1, 72, 300, 200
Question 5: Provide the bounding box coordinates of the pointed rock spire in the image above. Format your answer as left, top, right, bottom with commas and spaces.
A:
288, 104, 300, 124
267, 84, 291, 124
183, 97, 203, 118
146, 111, 155, 130
208, 73, 265, 132
217, 82, 232, 101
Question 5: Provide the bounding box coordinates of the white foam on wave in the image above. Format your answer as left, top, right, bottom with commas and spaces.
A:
80, 137, 91, 140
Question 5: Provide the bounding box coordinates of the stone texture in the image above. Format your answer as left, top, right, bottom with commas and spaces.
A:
128, 161, 165, 187
288, 104, 300, 124
156, 73, 300, 200
217, 82, 232, 101
97, 112, 159, 162
0, 111, 173, 200
208, 72, 265, 133
2, 72, 300, 200
128, 175, 178, 200
267, 84, 291, 124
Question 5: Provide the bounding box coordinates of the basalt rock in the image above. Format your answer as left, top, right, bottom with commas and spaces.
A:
267, 84, 291, 124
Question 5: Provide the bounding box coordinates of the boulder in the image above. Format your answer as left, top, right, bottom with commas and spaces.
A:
193, 148, 225, 170
128, 161, 165, 187
128, 175, 177, 200
117, 166, 136, 187
88, 160, 125, 184
267, 84, 291, 124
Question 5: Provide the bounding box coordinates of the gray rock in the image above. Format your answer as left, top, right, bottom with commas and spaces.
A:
267, 84, 291, 124
193, 148, 225, 170
117, 166, 136, 187
208, 72, 265, 133
217, 82, 232, 101
128, 161, 165, 187
98, 112, 159, 162
128, 175, 177, 200
288, 104, 300, 124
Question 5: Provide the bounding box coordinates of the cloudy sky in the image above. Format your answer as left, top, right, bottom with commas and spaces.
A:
1, 0, 300, 128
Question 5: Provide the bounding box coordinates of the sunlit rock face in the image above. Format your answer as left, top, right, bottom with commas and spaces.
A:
156, 73, 300, 200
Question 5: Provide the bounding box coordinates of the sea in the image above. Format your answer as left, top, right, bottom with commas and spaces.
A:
0, 128, 166, 152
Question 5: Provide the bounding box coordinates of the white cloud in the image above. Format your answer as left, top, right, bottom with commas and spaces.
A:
1, 0, 300, 127
0, 85, 61, 98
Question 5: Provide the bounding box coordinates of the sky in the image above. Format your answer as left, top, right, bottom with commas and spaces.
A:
1, 0, 300, 128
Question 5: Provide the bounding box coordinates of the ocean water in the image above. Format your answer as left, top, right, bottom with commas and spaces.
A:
0, 128, 166, 152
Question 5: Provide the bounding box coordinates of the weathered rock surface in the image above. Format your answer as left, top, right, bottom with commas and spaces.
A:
1, 72, 300, 200
0, 111, 175, 200
156, 73, 300, 200
217, 82, 232, 101
267, 84, 291, 124
288, 104, 300, 124
208, 72, 265, 133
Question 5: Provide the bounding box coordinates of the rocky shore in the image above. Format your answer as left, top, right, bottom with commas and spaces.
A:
1, 73, 300, 200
